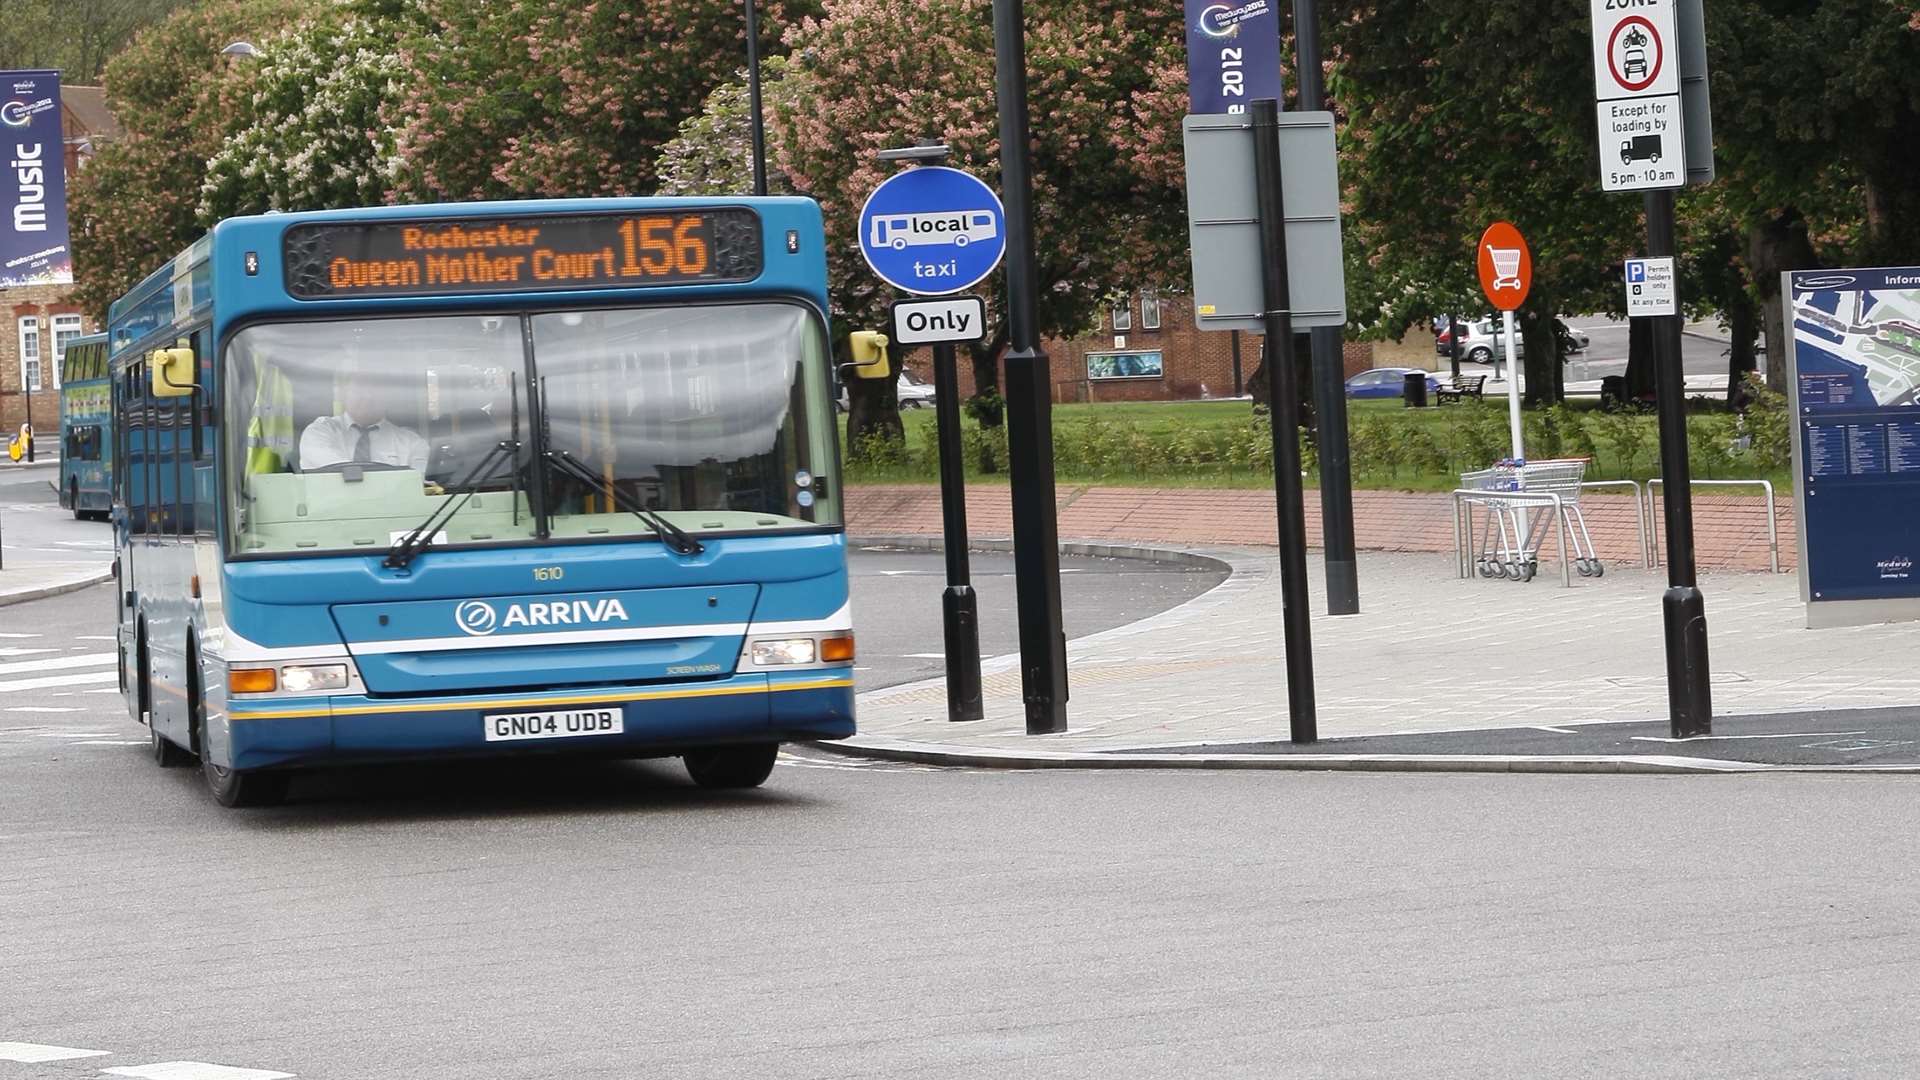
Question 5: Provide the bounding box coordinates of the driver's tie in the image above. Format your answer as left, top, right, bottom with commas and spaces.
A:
352, 424, 373, 463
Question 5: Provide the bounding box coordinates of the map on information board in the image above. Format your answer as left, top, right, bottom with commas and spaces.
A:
1786, 266, 1920, 611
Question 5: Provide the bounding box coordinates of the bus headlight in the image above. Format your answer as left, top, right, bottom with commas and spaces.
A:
279, 663, 350, 693
749, 639, 817, 666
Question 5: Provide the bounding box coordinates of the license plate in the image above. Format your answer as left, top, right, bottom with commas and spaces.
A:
482, 707, 625, 742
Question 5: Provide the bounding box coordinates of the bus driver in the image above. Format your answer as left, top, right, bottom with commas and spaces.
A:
298, 361, 430, 474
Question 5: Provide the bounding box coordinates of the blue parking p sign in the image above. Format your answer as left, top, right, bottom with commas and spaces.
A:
857, 166, 1006, 295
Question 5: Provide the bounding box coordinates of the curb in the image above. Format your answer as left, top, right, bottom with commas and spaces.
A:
807, 736, 1920, 776
0, 568, 113, 609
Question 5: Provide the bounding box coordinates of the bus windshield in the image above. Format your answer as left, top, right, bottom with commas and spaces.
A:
224, 302, 839, 558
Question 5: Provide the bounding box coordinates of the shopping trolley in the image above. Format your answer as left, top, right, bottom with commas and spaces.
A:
1485, 245, 1524, 292
1460, 459, 1603, 582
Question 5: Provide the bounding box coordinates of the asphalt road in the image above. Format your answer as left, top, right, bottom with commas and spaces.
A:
0, 463, 113, 567
6, 471, 1920, 1078
1429, 316, 1730, 386
850, 546, 1226, 690
4, 633, 1920, 1080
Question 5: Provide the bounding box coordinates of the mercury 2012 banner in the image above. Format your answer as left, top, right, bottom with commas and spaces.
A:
1, 70, 72, 287
1185, 0, 1283, 116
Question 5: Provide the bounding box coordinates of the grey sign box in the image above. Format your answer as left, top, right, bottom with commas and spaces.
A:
1183, 111, 1347, 332
1676, 0, 1716, 186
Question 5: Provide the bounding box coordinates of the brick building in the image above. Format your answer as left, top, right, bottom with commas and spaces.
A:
1, 86, 118, 443
902, 290, 1374, 403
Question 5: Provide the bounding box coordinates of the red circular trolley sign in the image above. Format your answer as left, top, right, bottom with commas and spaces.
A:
1606, 15, 1663, 93
1477, 222, 1532, 311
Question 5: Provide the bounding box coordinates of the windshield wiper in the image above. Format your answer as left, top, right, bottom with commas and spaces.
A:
545, 449, 704, 556
383, 439, 521, 570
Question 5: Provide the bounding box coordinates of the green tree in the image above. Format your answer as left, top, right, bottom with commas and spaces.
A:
384, 0, 821, 203
67, 0, 305, 320
0, 0, 190, 84
1330, 0, 1645, 407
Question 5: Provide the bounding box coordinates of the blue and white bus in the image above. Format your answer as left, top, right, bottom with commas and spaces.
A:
111, 198, 853, 806
58, 332, 112, 519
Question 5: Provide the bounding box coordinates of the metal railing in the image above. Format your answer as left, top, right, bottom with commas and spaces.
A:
1579, 479, 1649, 567
1451, 488, 1574, 588
1643, 478, 1781, 574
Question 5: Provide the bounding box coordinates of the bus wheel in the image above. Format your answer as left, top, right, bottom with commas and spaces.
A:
192, 649, 289, 808
682, 743, 779, 789
69, 480, 81, 520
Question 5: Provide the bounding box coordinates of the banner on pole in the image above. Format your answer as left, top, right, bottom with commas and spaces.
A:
1185, 0, 1284, 116
1, 70, 73, 287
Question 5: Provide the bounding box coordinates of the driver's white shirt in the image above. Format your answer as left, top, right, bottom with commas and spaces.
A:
299, 413, 430, 474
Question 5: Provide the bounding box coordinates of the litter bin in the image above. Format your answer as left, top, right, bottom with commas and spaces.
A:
1402, 371, 1429, 408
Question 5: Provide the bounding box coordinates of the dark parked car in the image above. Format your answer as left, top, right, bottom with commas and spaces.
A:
1346, 367, 1442, 399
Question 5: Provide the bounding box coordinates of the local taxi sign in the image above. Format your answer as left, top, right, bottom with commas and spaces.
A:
1590, 0, 1686, 192
857, 167, 1007, 296
1477, 221, 1533, 311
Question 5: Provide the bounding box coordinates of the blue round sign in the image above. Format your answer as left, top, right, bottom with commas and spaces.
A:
857, 166, 1007, 296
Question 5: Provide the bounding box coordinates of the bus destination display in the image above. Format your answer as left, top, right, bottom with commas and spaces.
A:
284, 209, 762, 299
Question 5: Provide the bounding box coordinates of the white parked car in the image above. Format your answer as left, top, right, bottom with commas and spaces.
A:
836, 369, 937, 411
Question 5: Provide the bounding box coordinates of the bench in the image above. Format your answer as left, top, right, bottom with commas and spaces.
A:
1436, 375, 1487, 404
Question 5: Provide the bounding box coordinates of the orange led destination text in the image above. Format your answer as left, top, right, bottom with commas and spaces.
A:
324, 216, 713, 292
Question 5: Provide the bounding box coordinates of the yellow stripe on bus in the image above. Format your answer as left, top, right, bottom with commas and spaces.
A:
228, 677, 855, 722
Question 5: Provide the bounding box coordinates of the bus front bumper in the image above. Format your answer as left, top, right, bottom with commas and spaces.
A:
222, 671, 855, 771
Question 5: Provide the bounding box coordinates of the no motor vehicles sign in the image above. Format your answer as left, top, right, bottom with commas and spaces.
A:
1590, 0, 1686, 192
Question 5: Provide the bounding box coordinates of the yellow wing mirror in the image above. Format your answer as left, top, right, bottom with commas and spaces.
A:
847, 331, 891, 380
150, 346, 196, 399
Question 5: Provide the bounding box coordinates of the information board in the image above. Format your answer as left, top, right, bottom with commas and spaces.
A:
1785, 266, 1920, 624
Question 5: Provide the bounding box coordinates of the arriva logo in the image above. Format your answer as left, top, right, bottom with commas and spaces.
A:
454, 597, 630, 636
455, 600, 498, 636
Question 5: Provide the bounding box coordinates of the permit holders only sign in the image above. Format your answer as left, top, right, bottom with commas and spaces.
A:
1590, 0, 1686, 191
891, 295, 986, 346
1624, 256, 1677, 316
858, 167, 1006, 296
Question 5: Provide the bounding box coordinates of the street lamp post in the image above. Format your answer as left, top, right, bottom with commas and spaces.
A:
745, 0, 768, 196
991, 0, 1069, 734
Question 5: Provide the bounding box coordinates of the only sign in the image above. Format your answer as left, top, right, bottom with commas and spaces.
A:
1477, 221, 1533, 311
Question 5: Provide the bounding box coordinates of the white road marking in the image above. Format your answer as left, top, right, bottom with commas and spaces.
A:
0, 647, 56, 656
1531, 726, 1578, 734
75, 740, 147, 746
85, 688, 121, 694
0, 672, 118, 693
0, 652, 114, 677
0, 1041, 112, 1062
77, 635, 116, 641
0, 632, 42, 638
1631, 731, 1867, 743
902, 653, 947, 659
105, 1064, 295, 1080
5, 706, 83, 713
25, 731, 116, 738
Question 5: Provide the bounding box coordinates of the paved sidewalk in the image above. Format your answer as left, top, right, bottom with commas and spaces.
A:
0, 562, 111, 608
845, 548, 1920, 767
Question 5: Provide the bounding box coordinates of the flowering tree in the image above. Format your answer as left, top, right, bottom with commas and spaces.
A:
385, 0, 821, 202
768, 0, 1187, 406
197, 6, 414, 223
68, 0, 304, 319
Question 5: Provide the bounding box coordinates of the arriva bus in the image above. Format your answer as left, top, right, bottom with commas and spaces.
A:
110, 198, 853, 806
58, 332, 112, 520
